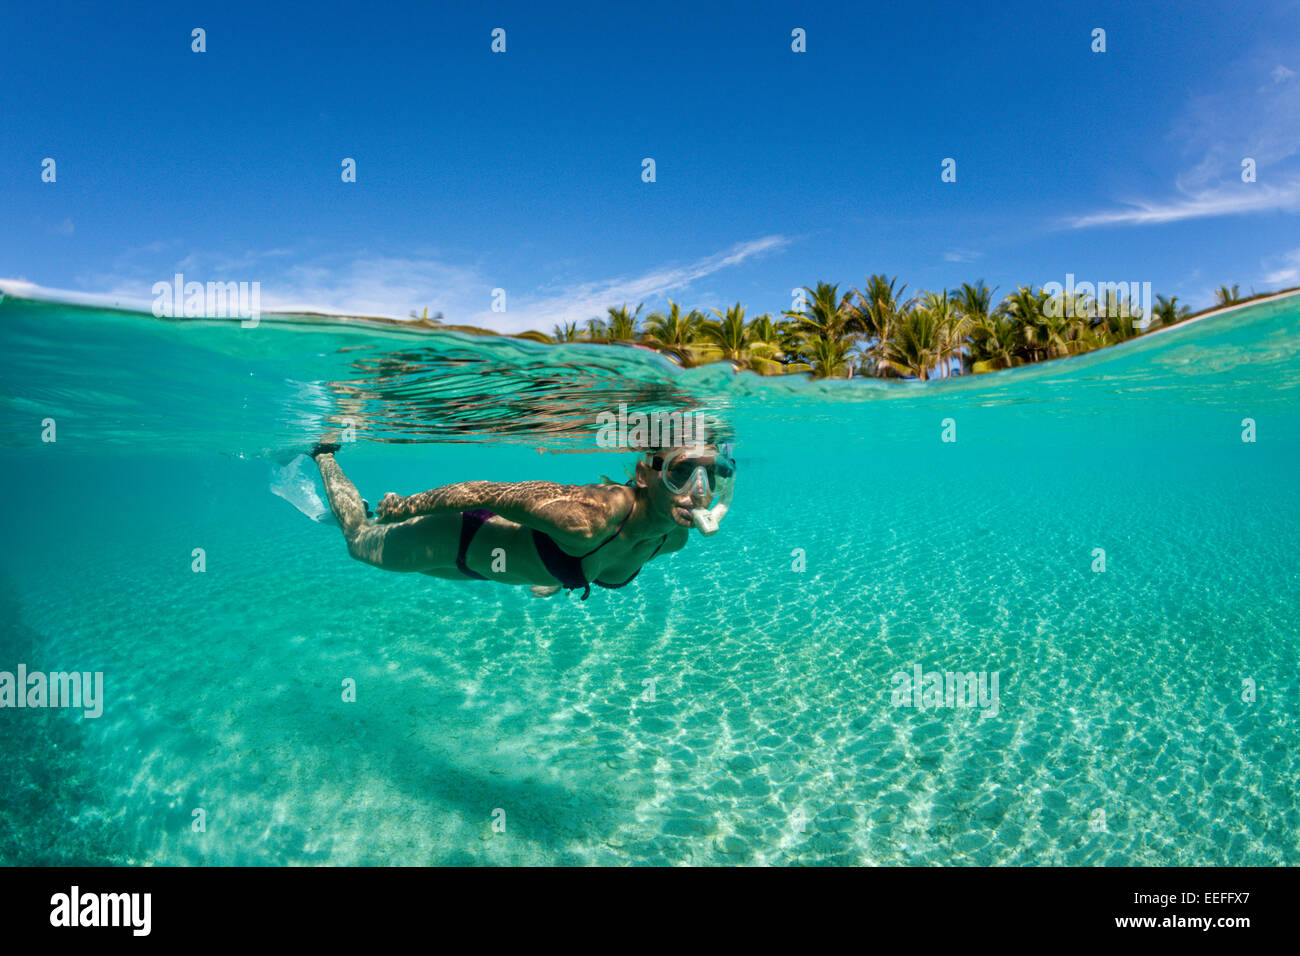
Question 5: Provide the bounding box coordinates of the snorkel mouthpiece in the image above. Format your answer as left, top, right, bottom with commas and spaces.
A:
689, 443, 734, 536
691, 503, 725, 535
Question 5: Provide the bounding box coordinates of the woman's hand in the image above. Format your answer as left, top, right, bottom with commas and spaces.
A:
374, 492, 406, 524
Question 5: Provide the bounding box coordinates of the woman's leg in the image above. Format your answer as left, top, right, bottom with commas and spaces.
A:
314, 451, 461, 573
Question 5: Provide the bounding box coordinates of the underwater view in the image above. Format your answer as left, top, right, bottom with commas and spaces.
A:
4, 2, 1299, 889
2, 287, 1297, 866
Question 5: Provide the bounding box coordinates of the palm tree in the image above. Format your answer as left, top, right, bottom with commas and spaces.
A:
784, 282, 856, 340
773, 316, 809, 368
918, 290, 967, 378
551, 321, 580, 342
523, 273, 1250, 375
1105, 311, 1147, 344
1214, 284, 1241, 306
853, 274, 908, 377
967, 312, 1024, 373
1070, 304, 1110, 354
1051, 292, 1096, 355
643, 300, 701, 364
583, 316, 608, 341
783, 282, 860, 377
1068, 290, 1097, 335
1093, 289, 1143, 345
409, 307, 445, 324
884, 305, 944, 380
955, 281, 994, 322
748, 312, 778, 345
605, 302, 644, 341
956, 278, 993, 371
700, 302, 753, 365
804, 334, 854, 378
1002, 286, 1055, 362
1152, 294, 1191, 328
951, 280, 998, 374
745, 313, 788, 373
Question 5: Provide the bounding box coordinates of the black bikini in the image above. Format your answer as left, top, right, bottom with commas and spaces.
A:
455, 503, 667, 599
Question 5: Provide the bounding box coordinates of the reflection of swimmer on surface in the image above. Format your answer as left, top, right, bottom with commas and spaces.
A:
309, 440, 735, 599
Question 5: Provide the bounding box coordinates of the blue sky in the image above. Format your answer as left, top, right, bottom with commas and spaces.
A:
4, 0, 1299, 331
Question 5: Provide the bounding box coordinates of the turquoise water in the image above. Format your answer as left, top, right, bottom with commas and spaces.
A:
1, 291, 1298, 866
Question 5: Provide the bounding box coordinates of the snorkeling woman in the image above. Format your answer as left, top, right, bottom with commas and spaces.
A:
309, 441, 735, 599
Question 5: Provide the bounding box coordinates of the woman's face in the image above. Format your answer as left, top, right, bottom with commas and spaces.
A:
642, 447, 719, 527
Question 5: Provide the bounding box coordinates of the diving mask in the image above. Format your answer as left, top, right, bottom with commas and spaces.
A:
649, 444, 736, 535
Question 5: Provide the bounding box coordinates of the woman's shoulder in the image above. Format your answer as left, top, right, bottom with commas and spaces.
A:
541, 482, 633, 544
576, 482, 636, 523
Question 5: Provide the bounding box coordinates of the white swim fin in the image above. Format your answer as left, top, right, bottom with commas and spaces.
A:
270, 454, 337, 525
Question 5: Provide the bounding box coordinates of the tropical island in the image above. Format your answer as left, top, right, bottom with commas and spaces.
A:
402, 278, 1291, 381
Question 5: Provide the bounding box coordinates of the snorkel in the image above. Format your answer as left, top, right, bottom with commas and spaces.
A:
651, 443, 735, 536
689, 443, 734, 536
690, 472, 732, 536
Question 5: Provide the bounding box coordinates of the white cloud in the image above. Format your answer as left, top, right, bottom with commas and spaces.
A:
459, 235, 791, 332
71, 235, 793, 333
261, 254, 483, 320
943, 248, 980, 263
76, 248, 481, 319
1068, 181, 1300, 227
1261, 247, 1300, 285
1071, 46, 1300, 229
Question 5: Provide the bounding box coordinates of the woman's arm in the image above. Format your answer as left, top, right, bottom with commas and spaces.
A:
375, 480, 631, 546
